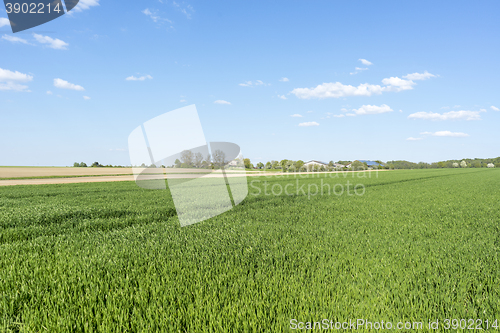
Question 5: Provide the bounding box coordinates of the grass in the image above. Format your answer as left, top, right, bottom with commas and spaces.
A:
1, 169, 499, 331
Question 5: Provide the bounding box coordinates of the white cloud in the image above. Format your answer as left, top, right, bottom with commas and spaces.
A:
479, 108, 487, 112
46, 91, 53, 95
290, 114, 303, 117
359, 59, 373, 66
69, 0, 100, 12
291, 71, 437, 99
403, 71, 436, 81
33, 34, 68, 50
214, 100, 231, 105
0, 18, 10, 28
239, 80, 269, 87
54, 78, 85, 91
279, 77, 289, 82
352, 104, 393, 115
0, 68, 33, 92
350, 67, 369, 75
255, 80, 269, 86
2, 35, 30, 45
491, 105, 499, 111
299, 121, 319, 127
406, 137, 423, 141
346, 113, 356, 117
0, 82, 30, 91
408, 110, 481, 121
277, 94, 287, 100
421, 131, 469, 137
291, 82, 384, 99
83, 96, 91, 100
332, 114, 345, 118
125, 75, 153, 81
381, 77, 415, 92
0, 68, 33, 82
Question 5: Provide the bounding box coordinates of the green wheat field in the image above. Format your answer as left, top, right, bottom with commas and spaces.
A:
1, 169, 500, 331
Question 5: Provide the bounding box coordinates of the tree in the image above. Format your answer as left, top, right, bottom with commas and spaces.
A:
91, 162, 102, 168
204, 154, 211, 169
295, 160, 305, 171
452, 162, 459, 168
328, 161, 334, 168
194, 152, 204, 168
213, 149, 226, 169
73, 162, 80, 167
487, 163, 495, 168
244, 158, 252, 169
271, 160, 279, 169
180, 150, 194, 167
174, 159, 181, 168
256, 162, 264, 169
350, 160, 366, 171
265, 161, 272, 170
460, 160, 467, 168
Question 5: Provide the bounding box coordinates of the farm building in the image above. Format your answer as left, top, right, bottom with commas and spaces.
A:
346, 160, 384, 168
303, 160, 328, 168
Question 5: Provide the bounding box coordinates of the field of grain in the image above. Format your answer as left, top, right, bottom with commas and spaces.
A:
1, 169, 499, 331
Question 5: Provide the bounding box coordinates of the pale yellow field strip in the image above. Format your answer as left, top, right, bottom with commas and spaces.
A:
0, 168, 387, 186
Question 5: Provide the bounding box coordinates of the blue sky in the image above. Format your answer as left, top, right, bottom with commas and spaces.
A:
1, 0, 499, 166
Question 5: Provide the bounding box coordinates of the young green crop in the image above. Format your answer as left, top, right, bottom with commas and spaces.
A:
1, 169, 499, 331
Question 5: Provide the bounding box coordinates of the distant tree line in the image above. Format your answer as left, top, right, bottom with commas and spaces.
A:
386, 157, 500, 169
74, 156, 500, 170
73, 162, 126, 168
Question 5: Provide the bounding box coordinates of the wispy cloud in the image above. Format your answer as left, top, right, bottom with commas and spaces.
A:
277, 94, 287, 100
406, 137, 423, 141
214, 100, 231, 105
359, 59, 373, 66
54, 78, 85, 91
83, 96, 91, 100
125, 75, 153, 81
33, 34, 68, 50
0, 67, 33, 92
332, 114, 345, 118
46, 91, 53, 95
172, 1, 194, 19
291, 72, 436, 99
350, 67, 369, 75
299, 121, 319, 127
408, 110, 481, 121
352, 104, 393, 115
239, 80, 270, 87
491, 105, 499, 111
421, 131, 469, 137
403, 71, 436, 81
142, 8, 172, 24
279, 77, 289, 82
290, 114, 303, 117
69, 0, 100, 13
1, 35, 31, 45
